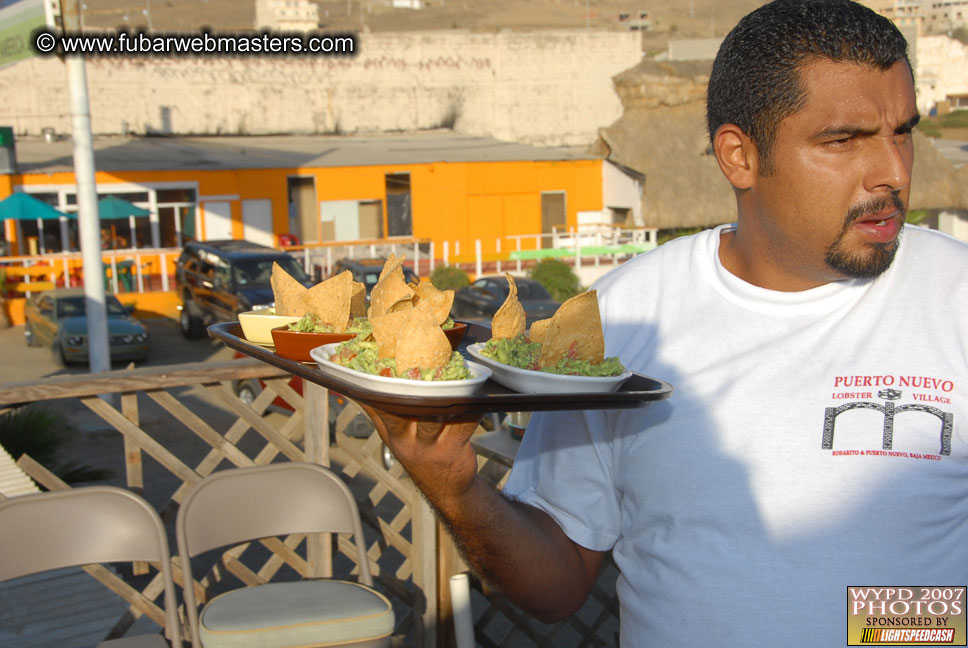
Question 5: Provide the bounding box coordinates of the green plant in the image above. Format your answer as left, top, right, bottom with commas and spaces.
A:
657, 226, 705, 245
0, 404, 115, 485
917, 119, 942, 138
430, 265, 470, 291
906, 209, 929, 226
528, 258, 581, 302
940, 110, 968, 129
952, 26, 968, 45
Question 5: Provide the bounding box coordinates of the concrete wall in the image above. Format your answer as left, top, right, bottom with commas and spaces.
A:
2, 30, 642, 147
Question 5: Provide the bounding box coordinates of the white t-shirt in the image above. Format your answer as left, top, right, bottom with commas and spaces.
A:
503, 224, 968, 647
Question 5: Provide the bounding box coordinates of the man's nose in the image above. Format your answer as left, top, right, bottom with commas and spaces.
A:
866, 135, 913, 194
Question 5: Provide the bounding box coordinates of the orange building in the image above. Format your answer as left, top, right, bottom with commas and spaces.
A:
3, 132, 639, 264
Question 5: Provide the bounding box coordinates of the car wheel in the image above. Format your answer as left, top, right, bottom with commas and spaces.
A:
24, 323, 38, 347
180, 302, 204, 339
236, 379, 261, 407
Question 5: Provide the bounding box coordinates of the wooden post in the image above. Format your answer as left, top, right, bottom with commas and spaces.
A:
412, 492, 438, 647
303, 382, 331, 578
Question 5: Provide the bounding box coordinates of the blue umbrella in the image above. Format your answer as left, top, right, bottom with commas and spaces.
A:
0, 193, 71, 221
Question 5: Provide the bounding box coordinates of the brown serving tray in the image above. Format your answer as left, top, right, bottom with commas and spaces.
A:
210, 321, 673, 418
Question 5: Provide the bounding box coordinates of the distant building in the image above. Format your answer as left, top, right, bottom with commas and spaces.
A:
2, 133, 631, 262
861, 0, 968, 33
915, 35, 968, 115
254, 0, 319, 31
658, 38, 723, 62
924, 0, 968, 31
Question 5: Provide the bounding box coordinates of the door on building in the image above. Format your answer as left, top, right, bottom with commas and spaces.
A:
386, 173, 412, 237
203, 202, 233, 240
242, 199, 273, 246
287, 176, 317, 243
541, 191, 566, 248
320, 200, 384, 242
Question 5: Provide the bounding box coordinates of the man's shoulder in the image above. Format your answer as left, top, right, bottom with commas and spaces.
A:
594, 227, 717, 293
897, 226, 968, 269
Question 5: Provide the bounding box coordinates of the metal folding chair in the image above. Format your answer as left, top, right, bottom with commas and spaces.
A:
0, 486, 182, 647
175, 462, 394, 648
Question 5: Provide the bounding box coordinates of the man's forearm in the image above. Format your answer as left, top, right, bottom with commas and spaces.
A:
428, 475, 604, 622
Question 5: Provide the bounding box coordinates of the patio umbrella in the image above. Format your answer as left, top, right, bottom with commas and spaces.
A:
0, 193, 70, 221
98, 196, 150, 249
0, 193, 72, 254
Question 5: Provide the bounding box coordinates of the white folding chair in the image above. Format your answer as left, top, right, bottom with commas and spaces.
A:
175, 462, 394, 648
0, 486, 182, 647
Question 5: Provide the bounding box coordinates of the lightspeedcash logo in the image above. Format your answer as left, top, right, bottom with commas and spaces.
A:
847, 587, 967, 646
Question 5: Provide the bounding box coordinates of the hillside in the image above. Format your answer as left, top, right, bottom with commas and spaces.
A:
80, 0, 766, 53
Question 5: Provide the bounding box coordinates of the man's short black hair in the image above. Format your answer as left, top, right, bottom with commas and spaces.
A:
706, 0, 911, 174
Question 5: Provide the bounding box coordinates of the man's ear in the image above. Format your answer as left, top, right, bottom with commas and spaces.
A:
713, 123, 758, 190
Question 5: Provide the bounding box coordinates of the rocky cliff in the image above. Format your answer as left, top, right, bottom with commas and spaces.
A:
594, 60, 968, 229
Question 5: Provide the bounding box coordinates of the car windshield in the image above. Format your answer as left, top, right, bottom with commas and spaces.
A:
357, 265, 418, 293
56, 296, 127, 318
488, 279, 551, 300
234, 257, 309, 288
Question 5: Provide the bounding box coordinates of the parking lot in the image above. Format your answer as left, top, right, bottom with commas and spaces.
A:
0, 316, 286, 493
0, 316, 236, 385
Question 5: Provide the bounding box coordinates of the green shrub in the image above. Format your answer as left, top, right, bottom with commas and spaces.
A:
940, 110, 968, 129
430, 265, 470, 291
0, 404, 114, 485
917, 120, 942, 138
906, 210, 929, 226
529, 258, 581, 303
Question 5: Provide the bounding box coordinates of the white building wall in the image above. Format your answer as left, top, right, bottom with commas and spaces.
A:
915, 35, 968, 114
1, 30, 642, 148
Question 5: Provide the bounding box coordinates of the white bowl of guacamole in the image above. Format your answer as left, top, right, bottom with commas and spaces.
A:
311, 343, 491, 397
466, 342, 632, 394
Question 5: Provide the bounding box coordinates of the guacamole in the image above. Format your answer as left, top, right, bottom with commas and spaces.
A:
331, 338, 472, 381
482, 333, 625, 377
289, 314, 371, 336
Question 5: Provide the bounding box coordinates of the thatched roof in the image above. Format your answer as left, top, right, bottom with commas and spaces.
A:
593, 60, 968, 229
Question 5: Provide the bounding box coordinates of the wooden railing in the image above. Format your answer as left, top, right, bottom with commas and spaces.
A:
0, 358, 440, 646
0, 360, 621, 647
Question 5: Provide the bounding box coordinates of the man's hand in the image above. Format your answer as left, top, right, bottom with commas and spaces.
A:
360, 406, 482, 512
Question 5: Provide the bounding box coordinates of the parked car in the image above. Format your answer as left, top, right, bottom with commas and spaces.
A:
451, 275, 559, 325
175, 239, 313, 339
23, 288, 150, 365
329, 258, 420, 300
231, 364, 392, 467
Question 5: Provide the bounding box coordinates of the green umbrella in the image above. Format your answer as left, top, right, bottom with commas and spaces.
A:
98, 196, 150, 249
0, 193, 70, 221
98, 195, 151, 220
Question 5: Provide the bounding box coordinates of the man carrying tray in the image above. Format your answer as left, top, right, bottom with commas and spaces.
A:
363, 1, 968, 645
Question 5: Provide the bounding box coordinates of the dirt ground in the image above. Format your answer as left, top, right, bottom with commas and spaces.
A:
81, 0, 766, 53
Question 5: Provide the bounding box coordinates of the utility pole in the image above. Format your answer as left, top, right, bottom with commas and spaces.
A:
60, 0, 111, 375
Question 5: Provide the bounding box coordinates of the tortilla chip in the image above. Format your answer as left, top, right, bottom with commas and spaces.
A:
349, 281, 366, 319
529, 317, 551, 346
491, 273, 526, 340
538, 290, 605, 367
301, 270, 353, 332
369, 254, 415, 318
413, 281, 455, 326
395, 308, 452, 372
370, 310, 410, 359
270, 262, 307, 316
378, 253, 405, 282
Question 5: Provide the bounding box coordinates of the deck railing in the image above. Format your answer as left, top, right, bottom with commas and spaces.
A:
0, 359, 620, 647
